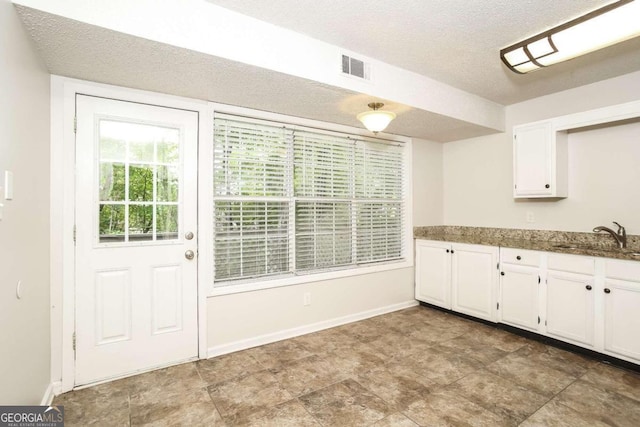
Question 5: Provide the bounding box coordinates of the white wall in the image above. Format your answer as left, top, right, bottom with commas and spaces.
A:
443, 71, 640, 234
0, 0, 51, 404
207, 139, 443, 354
412, 138, 443, 226
206, 137, 442, 352
207, 268, 415, 352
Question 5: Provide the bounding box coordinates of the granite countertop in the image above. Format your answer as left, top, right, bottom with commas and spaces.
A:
414, 226, 640, 262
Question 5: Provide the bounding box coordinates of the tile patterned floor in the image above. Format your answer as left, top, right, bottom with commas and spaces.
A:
53, 306, 640, 426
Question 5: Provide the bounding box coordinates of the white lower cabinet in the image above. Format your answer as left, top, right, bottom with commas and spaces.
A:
415, 240, 498, 321
603, 259, 640, 362
451, 244, 499, 322
546, 270, 595, 347
499, 264, 540, 331
415, 240, 451, 309
415, 239, 640, 365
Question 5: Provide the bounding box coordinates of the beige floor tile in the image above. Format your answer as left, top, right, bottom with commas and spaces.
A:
449, 369, 549, 423
465, 327, 529, 353
207, 370, 293, 419
436, 334, 510, 365
218, 398, 319, 427
321, 344, 386, 376
372, 412, 419, 427
334, 319, 392, 343
268, 354, 347, 397
580, 362, 640, 402
401, 389, 514, 427
50, 306, 640, 426
556, 380, 640, 427
289, 328, 354, 354
406, 321, 468, 344
246, 339, 313, 369
509, 342, 596, 377
129, 363, 205, 405
356, 365, 435, 409
53, 382, 130, 426
403, 346, 483, 386
485, 351, 578, 396
299, 379, 393, 427
367, 332, 434, 362
196, 350, 262, 386
520, 398, 611, 427
130, 388, 223, 426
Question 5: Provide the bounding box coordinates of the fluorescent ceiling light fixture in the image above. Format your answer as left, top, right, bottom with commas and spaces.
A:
357, 102, 396, 133
501, 0, 640, 74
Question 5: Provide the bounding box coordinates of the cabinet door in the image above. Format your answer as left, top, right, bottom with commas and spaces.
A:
603, 279, 640, 361
500, 264, 539, 331
415, 241, 451, 309
451, 244, 498, 322
513, 122, 553, 197
546, 271, 595, 347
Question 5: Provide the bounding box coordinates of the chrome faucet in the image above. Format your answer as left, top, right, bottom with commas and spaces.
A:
593, 222, 627, 249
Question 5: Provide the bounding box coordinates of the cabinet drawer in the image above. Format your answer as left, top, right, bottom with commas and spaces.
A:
605, 259, 640, 282
501, 248, 541, 267
548, 254, 595, 275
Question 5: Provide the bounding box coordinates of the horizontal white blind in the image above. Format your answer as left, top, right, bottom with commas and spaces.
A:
356, 202, 403, 263
295, 201, 352, 271
213, 113, 406, 286
214, 118, 291, 197
214, 201, 290, 281
294, 131, 354, 198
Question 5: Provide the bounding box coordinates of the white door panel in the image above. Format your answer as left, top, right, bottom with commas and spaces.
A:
500, 265, 539, 331
451, 244, 498, 322
546, 271, 595, 347
75, 95, 199, 386
415, 241, 451, 309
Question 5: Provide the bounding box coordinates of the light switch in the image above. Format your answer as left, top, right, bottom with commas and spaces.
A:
4, 171, 13, 200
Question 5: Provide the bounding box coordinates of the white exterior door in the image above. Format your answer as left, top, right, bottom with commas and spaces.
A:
75, 95, 199, 386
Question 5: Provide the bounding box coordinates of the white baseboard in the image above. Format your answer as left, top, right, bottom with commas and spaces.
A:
40, 382, 56, 405
207, 300, 418, 358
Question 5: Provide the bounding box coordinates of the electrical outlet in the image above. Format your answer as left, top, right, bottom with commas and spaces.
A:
526, 211, 535, 223
303, 292, 311, 306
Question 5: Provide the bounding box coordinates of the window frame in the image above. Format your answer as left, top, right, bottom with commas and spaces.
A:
210, 103, 413, 296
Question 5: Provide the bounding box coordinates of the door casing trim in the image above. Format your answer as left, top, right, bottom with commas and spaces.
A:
51, 76, 213, 393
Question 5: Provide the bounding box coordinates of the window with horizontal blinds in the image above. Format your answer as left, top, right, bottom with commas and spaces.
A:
213, 113, 406, 287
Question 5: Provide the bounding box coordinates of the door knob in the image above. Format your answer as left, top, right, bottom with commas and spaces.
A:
185, 250, 195, 260
185, 231, 194, 240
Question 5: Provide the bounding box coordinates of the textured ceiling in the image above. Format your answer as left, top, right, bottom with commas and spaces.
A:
206, 0, 640, 105
16, 6, 496, 142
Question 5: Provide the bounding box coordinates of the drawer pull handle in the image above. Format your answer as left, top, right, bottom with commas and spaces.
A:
446, 249, 450, 253
500, 272, 505, 276
516, 255, 522, 260
585, 285, 592, 291
604, 288, 611, 294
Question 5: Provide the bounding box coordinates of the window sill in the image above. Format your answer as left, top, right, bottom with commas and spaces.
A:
208, 259, 413, 296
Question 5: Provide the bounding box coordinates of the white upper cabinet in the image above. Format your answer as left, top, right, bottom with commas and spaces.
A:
513, 121, 567, 198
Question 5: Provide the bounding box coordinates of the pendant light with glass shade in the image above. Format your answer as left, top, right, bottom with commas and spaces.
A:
357, 102, 396, 133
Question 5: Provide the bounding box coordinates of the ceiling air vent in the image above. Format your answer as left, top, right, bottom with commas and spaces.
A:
341, 54, 370, 80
